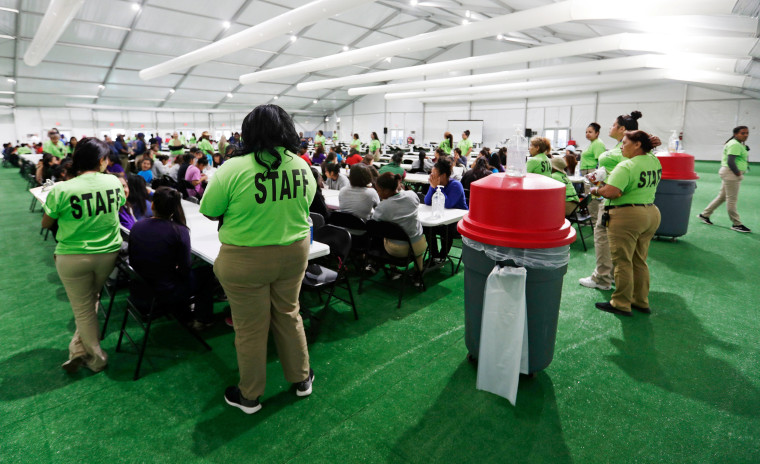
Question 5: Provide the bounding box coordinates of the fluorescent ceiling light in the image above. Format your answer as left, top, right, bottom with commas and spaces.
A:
342, 45, 349, 52
23, 0, 86, 67
169, 88, 176, 93
139, 0, 374, 81
222, 21, 231, 29
227, 93, 233, 98
240, 0, 735, 85
313, 99, 319, 104
298, 33, 758, 91
98, 84, 106, 90
350, 53, 742, 96
7, 78, 16, 84
131, 3, 140, 11
290, 35, 298, 43
420, 83, 639, 104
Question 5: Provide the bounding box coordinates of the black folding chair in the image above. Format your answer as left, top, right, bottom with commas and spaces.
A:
115, 260, 211, 380
566, 195, 594, 251
99, 254, 130, 340
309, 212, 325, 231
301, 225, 358, 320
360, 220, 426, 308
327, 211, 368, 267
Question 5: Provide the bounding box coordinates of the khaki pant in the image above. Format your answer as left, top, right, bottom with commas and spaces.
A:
702, 167, 744, 226
214, 240, 311, 401
56, 252, 119, 371
607, 205, 661, 311
591, 203, 614, 286
384, 236, 428, 269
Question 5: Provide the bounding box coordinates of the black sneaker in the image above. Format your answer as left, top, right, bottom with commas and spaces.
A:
731, 224, 751, 233
697, 214, 713, 225
631, 304, 652, 314
295, 369, 315, 397
595, 302, 633, 317
224, 386, 261, 414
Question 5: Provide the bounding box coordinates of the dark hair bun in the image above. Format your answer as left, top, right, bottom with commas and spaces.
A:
630, 111, 642, 121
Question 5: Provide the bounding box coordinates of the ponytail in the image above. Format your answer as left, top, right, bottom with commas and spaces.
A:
152, 187, 187, 228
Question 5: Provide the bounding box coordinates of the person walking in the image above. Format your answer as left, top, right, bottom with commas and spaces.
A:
699, 126, 751, 233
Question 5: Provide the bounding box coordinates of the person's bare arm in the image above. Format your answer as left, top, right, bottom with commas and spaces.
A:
41, 213, 56, 229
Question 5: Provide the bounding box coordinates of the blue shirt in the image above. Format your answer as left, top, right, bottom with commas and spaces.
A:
424, 179, 468, 210
134, 140, 146, 156
137, 169, 153, 184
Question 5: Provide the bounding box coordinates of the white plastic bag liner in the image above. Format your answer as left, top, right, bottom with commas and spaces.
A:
462, 237, 570, 270
476, 265, 529, 405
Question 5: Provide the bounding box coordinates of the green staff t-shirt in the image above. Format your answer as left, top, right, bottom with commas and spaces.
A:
580, 138, 606, 170
526, 153, 552, 177
552, 171, 580, 203
314, 135, 326, 147
598, 141, 624, 174
606, 153, 662, 206
369, 139, 381, 154
198, 139, 214, 156
722, 139, 749, 172
458, 138, 473, 157
199, 148, 316, 247
439, 139, 452, 155
350, 139, 361, 151
168, 141, 184, 156
43, 140, 69, 159
43, 173, 125, 255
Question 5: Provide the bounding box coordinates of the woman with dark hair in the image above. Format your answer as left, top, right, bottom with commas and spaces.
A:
378, 152, 406, 178
320, 151, 338, 178
411, 151, 433, 173
439, 131, 453, 156
452, 147, 466, 168
200, 104, 316, 414
372, 172, 427, 269
212, 152, 224, 168
350, 133, 361, 153
41, 138, 125, 373
106, 154, 125, 177
458, 130, 473, 158
527, 136, 552, 177
550, 156, 580, 216
117, 177, 137, 230
314, 130, 326, 150
580, 122, 606, 175
461, 157, 492, 190
497, 147, 507, 166
129, 187, 215, 329
309, 166, 328, 219
69, 136, 78, 154
126, 174, 152, 220
699, 126, 751, 233
488, 153, 504, 173
35, 152, 60, 184
339, 163, 380, 220
137, 157, 154, 184
591, 130, 662, 316
311, 145, 326, 165
369, 131, 381, 160
424, 159, 468, 261
580, 110, 644, 291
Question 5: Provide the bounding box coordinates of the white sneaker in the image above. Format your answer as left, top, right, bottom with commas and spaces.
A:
579, 276, 611, 291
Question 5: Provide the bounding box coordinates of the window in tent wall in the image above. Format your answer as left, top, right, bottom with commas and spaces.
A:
542, 127, 570, 151
390, 129, 404, 145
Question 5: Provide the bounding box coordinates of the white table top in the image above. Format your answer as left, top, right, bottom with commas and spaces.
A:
322, 187, 467, 227
30, 185, 50, 204
20, 154, 42, 165
568, 175, 585, 184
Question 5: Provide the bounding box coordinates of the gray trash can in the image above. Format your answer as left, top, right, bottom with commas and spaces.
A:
457, 173, 576, 374
654, 152, 699, 239
462, 242, 569, 373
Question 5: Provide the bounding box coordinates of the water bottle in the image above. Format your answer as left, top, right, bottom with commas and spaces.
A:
668, 130, 679, 153
307, 216, 313, 244
432, 186, 444, 219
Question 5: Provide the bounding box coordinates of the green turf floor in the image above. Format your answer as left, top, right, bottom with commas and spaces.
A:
1, 161, 758, 463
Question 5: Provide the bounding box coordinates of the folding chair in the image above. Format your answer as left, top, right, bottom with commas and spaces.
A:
360, 220, 426, 308
327, 211, 368, 268
309, 212, 325, 231
566, 195, 594, 251
301, 225, 358, 320
115, 260, 211, 380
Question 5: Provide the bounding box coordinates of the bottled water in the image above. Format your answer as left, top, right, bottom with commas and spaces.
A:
506, 124, 528, 177
668, 130, 680, 153
432, 186, 445, 219
307, 216, 313, 244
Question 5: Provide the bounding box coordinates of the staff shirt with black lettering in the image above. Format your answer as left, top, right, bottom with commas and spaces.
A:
199, 148, 316, 247
43, 172, 125, 255
605, 153, 662, 206
526, 153, 552, 177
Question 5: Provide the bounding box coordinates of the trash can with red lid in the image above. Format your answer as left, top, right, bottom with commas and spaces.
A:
654, 152, 699, 239
458, 173, 575, 373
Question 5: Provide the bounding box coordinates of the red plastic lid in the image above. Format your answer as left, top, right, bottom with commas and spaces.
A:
656, 152, 699, 180
457, 173, 576, 249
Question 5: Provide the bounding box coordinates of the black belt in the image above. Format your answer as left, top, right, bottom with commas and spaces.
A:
604, 203, 654, 211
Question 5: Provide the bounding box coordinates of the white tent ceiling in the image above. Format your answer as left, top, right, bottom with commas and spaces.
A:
0, 0, 758, 116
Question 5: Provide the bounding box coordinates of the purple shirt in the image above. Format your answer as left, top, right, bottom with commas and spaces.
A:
119, 206, 136, 230
107, 163, 124, 175
184, 165, 204, 197
128, 218, 192, 294
311, 152, 326, 165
